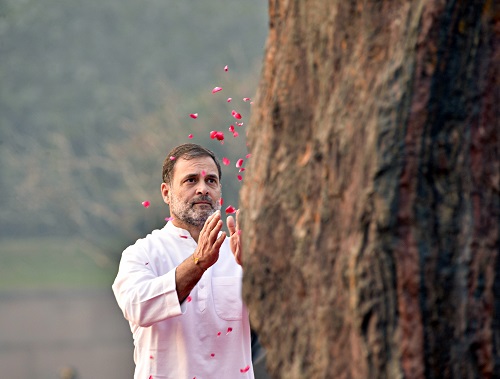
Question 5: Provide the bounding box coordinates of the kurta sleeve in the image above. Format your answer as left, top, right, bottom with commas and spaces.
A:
112, 244, 182, 327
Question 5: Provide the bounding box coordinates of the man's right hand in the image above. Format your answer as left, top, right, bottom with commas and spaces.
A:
193, 210, 226, 270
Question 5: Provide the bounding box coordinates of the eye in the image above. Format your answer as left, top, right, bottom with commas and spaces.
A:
207, 177, 218, 185
185, 178, 197, 183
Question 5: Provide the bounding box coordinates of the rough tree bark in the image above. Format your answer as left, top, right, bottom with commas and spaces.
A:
240, 1, 499, 378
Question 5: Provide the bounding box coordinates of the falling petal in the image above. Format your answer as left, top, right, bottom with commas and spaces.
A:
224, 65, 228, 71
150, 355, 154, 359
211, 353, 215, 358
212, 86, 223, 94
233, 131, 239, 137
239, 168, 245, 172
229, 125, 235, 133
236, 159, 244, 168
179, 235, 188, 239
246, 153, 252, 159
225, 205, 236, 214
165, 216, 174, 221
240, 365, 250, 373
189, 113, 198, 119
210, 130, 218, 139
231, 110, 242, 120
227, 97, 232, 102
220, 198, 224, 206
236, 122, 244, 127
170, 156, 176, 161
142, 200, 151, 208
188, 134, 194, 139
237, 175, 243, 181
215, 132, 224, 141
222, 157, 230, 166
243, 97, 251, 102
187, 296, 192, 302
217, 331, 222, 337
226, 327, 233, 334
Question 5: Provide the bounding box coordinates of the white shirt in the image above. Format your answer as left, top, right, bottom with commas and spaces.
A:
112, 222, 254, 379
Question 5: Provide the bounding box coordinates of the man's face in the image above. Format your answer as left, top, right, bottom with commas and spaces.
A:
162, 156, 222, 228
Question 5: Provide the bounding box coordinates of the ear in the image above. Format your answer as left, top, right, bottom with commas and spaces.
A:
160, 182, 171, 205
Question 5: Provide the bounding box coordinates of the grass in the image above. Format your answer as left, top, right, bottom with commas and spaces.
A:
0, 237, 120, 291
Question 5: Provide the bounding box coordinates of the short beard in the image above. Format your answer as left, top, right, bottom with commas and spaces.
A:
169, 194, 221, 227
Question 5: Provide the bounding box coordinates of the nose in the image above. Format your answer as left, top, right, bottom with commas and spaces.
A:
196, 180, 209, 195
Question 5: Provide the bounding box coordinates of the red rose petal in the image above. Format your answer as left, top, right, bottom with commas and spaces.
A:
237, 175, 243, 181
224, 65, 228, 72
243, 97, 251, 102
227, 97, 232, 102
142, 200, 151, 208
187, 296, 192, 302
231, 110, 242, 120
236, 159, 244, 168
240, 365, 250, 373
189, 113, 198, 119
170, 156, 176, 160
225, 205, 236, 214
222, 157, 230, 166
212, 86, 222, 94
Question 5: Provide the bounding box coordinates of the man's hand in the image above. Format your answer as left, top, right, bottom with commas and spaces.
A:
193, 210, 226, 270
227, 209, 242, 266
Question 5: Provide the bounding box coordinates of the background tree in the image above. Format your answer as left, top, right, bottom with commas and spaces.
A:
241, 1, 499, 378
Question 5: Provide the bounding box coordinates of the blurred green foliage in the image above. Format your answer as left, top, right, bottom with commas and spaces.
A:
0, 0, 267, 254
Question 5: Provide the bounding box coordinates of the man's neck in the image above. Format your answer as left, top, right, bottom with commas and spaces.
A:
171, 218, 202, 243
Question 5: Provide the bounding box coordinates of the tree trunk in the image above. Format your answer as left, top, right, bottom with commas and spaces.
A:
240, 1, 499, 378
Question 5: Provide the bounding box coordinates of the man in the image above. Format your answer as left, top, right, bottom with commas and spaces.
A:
112, 143, 254, 379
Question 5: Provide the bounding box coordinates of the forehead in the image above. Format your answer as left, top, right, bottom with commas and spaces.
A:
172, 156, 219, 179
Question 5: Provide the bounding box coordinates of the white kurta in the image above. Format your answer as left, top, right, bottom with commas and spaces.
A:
112, 222, 254, 379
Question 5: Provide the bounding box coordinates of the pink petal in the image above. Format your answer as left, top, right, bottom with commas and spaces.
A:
210, 353, 215, 358
215, 132, 224, 141
142, 200, 151, 208
237, 122, 244, 127
187, 296, 192, 302
189, 113, 198, 119
229, 125, 235, 133
188, 134, 194, 139
220, 198, 224, 206
150, 355, 154, 359
236, 159, 244, 168
222, 157, 230, 166
243, 97, 251, 102
225, 205, 236, 214
170, 156, 176, 161
224, 65, 228, 72
239, 168, 245, 172
210, 130, 218, 139
212, 86, 223, 94
217, 331, 222, 337
233, 131, 239, 137
240, 365, 250, 373
227, 327, 233, 334
231, 110, 242, 120
179, 235, 188, 239
246, 153, 252, 159
237, 175, 243, 181
165, 216, 174, 221
227, 97, 232, 102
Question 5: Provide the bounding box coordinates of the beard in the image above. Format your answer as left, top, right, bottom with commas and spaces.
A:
169, 193, 221, 227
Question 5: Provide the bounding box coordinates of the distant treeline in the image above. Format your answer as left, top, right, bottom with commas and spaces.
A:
0, 0, 267, 247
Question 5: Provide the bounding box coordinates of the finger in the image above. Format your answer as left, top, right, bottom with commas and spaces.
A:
201, 210, 221, 236
235, 209, 240, 231
227, 215, 236, 236
214, 231, 227, 249
208, 219, 224, 242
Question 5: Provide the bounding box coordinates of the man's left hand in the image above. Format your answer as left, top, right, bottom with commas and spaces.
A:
227, 209, 242, 266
